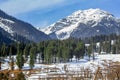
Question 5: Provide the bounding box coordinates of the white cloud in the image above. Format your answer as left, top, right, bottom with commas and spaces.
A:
0, 0, 65, 15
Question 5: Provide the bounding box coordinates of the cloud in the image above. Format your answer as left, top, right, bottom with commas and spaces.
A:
0, 0, 65, 15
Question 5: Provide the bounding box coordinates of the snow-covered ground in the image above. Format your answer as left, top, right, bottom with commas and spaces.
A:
28, 54, 120, 79
1, 54, 120, 80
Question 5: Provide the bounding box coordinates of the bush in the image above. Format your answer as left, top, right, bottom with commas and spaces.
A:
15, 72, 26, 80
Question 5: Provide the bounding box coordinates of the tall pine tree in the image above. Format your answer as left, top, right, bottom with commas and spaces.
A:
29, 47, 36, 69
16, 44, 24, 70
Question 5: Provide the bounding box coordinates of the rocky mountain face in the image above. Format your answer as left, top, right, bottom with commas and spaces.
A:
0, 9, 50, 43
0, 27, 13, 44
41, 8, 120, 40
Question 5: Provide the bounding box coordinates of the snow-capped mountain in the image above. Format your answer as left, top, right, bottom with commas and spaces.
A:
41, 8, 120, 40
0, 9, 50, 43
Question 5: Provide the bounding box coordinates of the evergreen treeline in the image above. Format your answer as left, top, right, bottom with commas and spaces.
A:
83, 34, 118, 43
0, 38, 85, 69
0, 34, 120, 70
85, 34, 120, 54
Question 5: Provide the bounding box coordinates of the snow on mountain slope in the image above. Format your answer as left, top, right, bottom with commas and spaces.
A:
41, 8, 120, 40
0, 10, 50, 42
55, 22, 79, 39
0, 17, 14, 35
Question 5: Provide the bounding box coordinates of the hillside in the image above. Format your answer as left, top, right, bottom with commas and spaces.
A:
0, 9, 50, 43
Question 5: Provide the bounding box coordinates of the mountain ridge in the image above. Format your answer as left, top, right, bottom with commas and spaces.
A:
0, 9, 50, 43
41, 8, 120, 40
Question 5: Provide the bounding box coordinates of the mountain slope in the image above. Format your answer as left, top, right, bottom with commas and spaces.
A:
0, 9, 50, 42
0, 27, 13, 44
41, 8, 120, 40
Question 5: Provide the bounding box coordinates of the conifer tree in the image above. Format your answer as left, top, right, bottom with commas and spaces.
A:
29, 47, 36, 69
16, 44, 24, 70
111, 45, 116, 54
44, 46, 53, 64
38, 42, 45, 63
1, 44, 6, 57
92, 43, 95, 61
9, 46, 12, 60
62, 46, 69, 62
57, 43, 62, 63
75, 41, 85, 61
88, 45, 92, 61
24, 45, 30, 62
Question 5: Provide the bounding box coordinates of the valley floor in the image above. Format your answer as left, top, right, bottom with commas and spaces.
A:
1, 54, 120, 80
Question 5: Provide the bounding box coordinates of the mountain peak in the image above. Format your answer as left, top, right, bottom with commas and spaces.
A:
73, 8, 111, 15
41, 8, 120, 40
74, 8, 107, 13
68, 8, 114, 23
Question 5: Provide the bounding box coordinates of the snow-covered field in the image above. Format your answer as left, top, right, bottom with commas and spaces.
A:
1, 54, 120, 80
27, 54, 120, 79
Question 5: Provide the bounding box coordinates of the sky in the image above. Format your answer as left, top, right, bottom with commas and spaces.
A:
0, 0, 120, 28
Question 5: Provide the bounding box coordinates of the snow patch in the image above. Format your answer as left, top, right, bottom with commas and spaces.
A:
96, 30, 100, 32
0, 17, 14, 35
